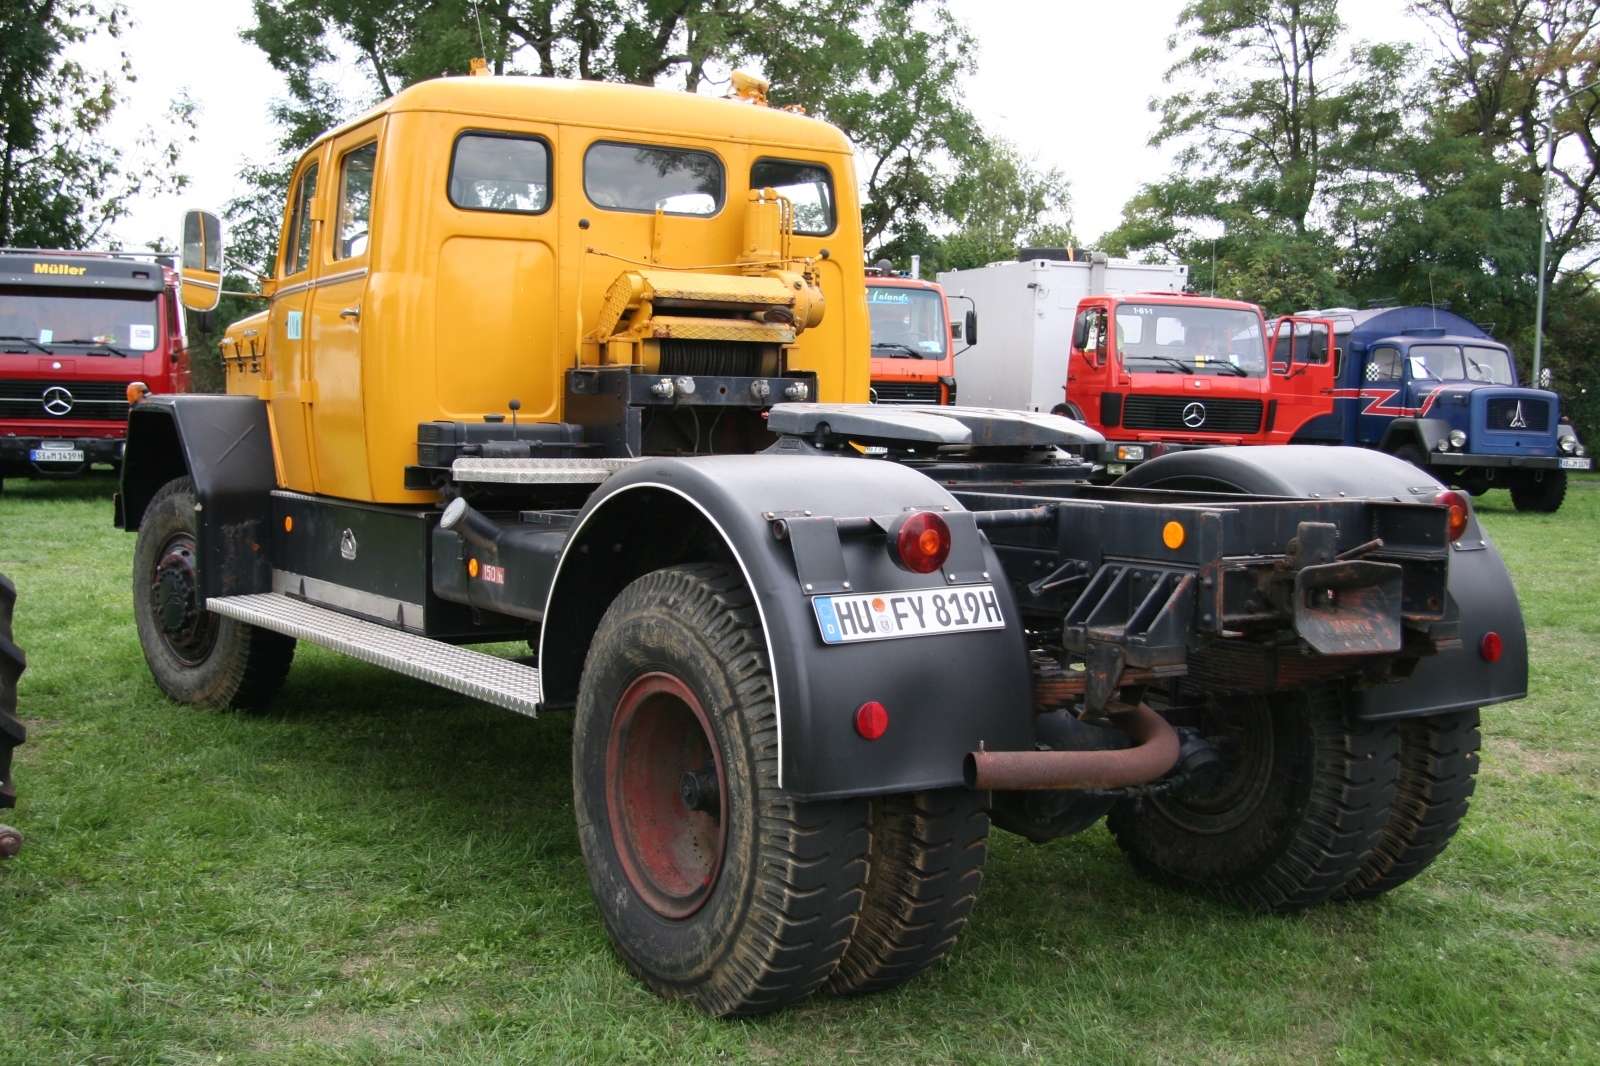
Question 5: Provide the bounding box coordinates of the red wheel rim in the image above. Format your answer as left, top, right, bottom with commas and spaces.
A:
605, 672, 728, 919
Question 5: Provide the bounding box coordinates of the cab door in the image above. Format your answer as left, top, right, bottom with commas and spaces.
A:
1267, 317, 1337, 443
306, 123, 381, 500
1068, 302, 1113, 426
267, 152, 325, 492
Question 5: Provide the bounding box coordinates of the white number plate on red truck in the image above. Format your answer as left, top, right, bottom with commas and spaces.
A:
812, 585, 1004, 644
1560, 457, 1591, 469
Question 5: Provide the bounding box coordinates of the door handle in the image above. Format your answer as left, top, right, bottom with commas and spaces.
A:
339, 305, 360, 320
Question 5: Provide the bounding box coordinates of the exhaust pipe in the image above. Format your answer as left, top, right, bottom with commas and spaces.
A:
964, 702, 1180, 791
440, 497, 503, 551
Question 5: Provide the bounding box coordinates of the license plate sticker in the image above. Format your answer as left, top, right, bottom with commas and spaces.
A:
1559, 457, 1591, 469
30, 448, 84, 462
813, 585, 1005, 644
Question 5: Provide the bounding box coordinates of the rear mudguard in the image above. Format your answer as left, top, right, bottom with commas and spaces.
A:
539, 455, 1033, 800
117, 395, 276, 600
1115, 446, 1527, 718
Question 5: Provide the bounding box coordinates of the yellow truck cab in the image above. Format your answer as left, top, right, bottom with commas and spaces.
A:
216, 76, 867, 503
117, 75, 1526, 1019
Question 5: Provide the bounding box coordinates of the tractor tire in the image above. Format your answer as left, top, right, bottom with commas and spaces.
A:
1510, 469, 1567, 513
1335, 709, 1480, 900
1391, 443, 1432, 477
572, 564, 870, 1016
0, 570, 25, 855
1106, 683, 1400, 913
133, 477, 295, 709
824, 788, 990, 996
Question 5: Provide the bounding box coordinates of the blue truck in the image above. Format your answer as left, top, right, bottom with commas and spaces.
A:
1288, 305, 1590, 511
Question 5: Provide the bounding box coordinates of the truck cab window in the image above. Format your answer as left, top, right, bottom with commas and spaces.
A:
336, 142, 377, 260
449, 132, 550, 214
1370, 345, 1402, 379
867, 286, 946, 358
1408, 344, 1463, 382
286, 163, 319, 276
1462, 345, 1513, 384
584, 142, 723, 216
750, 159, 835, 235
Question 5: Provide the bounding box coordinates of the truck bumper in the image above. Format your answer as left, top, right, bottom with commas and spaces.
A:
0, 434, 125, 477
1430, 451, 1589, 471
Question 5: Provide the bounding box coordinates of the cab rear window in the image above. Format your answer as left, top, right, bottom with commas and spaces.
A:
449, 132, 551, 214
583, 142, 723, 216
750, 159, 835, 235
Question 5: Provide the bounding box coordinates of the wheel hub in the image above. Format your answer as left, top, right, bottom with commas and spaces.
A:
151, 533, 217, 665
605, 672, 728, 920
1149, 698, 1273, 834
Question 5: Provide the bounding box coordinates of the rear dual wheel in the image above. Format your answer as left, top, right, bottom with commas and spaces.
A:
1108, 685, 1479, 910
574, 564, 990, 1015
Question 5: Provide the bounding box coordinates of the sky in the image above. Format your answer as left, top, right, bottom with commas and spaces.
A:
93, 0, 1438, 253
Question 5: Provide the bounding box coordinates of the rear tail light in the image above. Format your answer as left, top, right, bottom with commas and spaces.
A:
1433, 490, 1470, 541
889, 511, 952, 574
1480, 632, 1503, 662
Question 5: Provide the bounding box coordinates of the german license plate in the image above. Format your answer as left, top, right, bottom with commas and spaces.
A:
1559, 457, 1591, 469
30, 448, 83, 463
813, 585, 1004, 644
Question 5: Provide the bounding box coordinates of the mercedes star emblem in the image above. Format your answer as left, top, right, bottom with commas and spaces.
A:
42, 386, 73, 416
1182, 401, 1207, 428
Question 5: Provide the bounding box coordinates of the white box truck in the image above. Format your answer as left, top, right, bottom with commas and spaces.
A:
938, 252, 1190, 412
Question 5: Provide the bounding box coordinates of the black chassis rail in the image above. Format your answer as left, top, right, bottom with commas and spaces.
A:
948, 484, 1454, 712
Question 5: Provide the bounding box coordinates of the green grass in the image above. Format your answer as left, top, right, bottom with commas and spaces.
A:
1, 473, 1596, 1065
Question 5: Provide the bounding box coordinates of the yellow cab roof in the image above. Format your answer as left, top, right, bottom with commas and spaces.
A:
314, 75, 854, 156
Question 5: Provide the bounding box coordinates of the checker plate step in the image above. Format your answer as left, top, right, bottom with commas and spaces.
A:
206, 593, 541, 716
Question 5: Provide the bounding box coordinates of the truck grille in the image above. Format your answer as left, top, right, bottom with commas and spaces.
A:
1122, 395, 1263, 434
1485, 397, 1550, 432
871, 381, 944, 405
0, 380, 131, 422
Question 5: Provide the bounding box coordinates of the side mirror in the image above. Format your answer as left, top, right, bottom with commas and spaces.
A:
964, 309, 978, 346
180, 209, 224, 312
1072, 312, 1090, 350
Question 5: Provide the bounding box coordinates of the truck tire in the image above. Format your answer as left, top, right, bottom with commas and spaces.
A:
1391, 442, 1431, 476
1335, 709, 1480, 900
1510, 469, 1566, 513
0, 569, 24, 856
133, 477, 295, 709
1106, 683, 1399, 913
572, 563, 870, 1016
824, 788, 989, 996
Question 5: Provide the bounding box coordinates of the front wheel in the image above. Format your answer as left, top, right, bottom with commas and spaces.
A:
1510, 469, 1566, 512
1107, 684, 1400, 913
133, 477, 295, 708
572, 564, 870, 1016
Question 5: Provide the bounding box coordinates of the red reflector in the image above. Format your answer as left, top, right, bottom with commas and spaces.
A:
855, 701, 889, 740
1432, 490, 1470, 541
1480, 631, 1503, 663
892, 511, 952, 574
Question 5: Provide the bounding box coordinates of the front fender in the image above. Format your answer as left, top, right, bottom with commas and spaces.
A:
539, 455, 1033, 799
1115, 445, 1528, 718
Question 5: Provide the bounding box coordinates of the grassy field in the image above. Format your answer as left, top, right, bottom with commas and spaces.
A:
0, 473, 1596, 1065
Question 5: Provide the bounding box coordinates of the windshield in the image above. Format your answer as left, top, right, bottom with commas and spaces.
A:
868, 286, 947, 358
0, 287, 160, 356
1408, 343, 1514, 385
1115, 302, 1267, 376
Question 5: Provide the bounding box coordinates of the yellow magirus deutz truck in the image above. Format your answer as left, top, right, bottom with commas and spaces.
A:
117, 75, 1527, 1016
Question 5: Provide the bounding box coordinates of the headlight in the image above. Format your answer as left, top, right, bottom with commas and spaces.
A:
1436, 437, 1451, 451
1559, 435, 1577, 454
1116, 445, 1146, 462
1579, 444, 1589, 457
1449, 429, 1467, 449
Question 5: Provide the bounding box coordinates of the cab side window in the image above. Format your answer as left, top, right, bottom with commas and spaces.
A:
285, 162, 319, 276
1369, 345, 1402, 380
1073, 307, 1107, 366
584, 142, 724, 216
335, 142, 377, 260
449, 132, 551, 214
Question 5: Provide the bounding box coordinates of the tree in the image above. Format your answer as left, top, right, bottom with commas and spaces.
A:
1103, 0, 1414, 313
0, 0, 193, 249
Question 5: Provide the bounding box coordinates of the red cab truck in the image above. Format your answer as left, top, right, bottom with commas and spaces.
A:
0, 250, 192, 487
865, 262, 973, 405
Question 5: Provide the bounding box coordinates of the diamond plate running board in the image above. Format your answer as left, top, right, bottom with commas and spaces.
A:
206, 593, 541, 716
